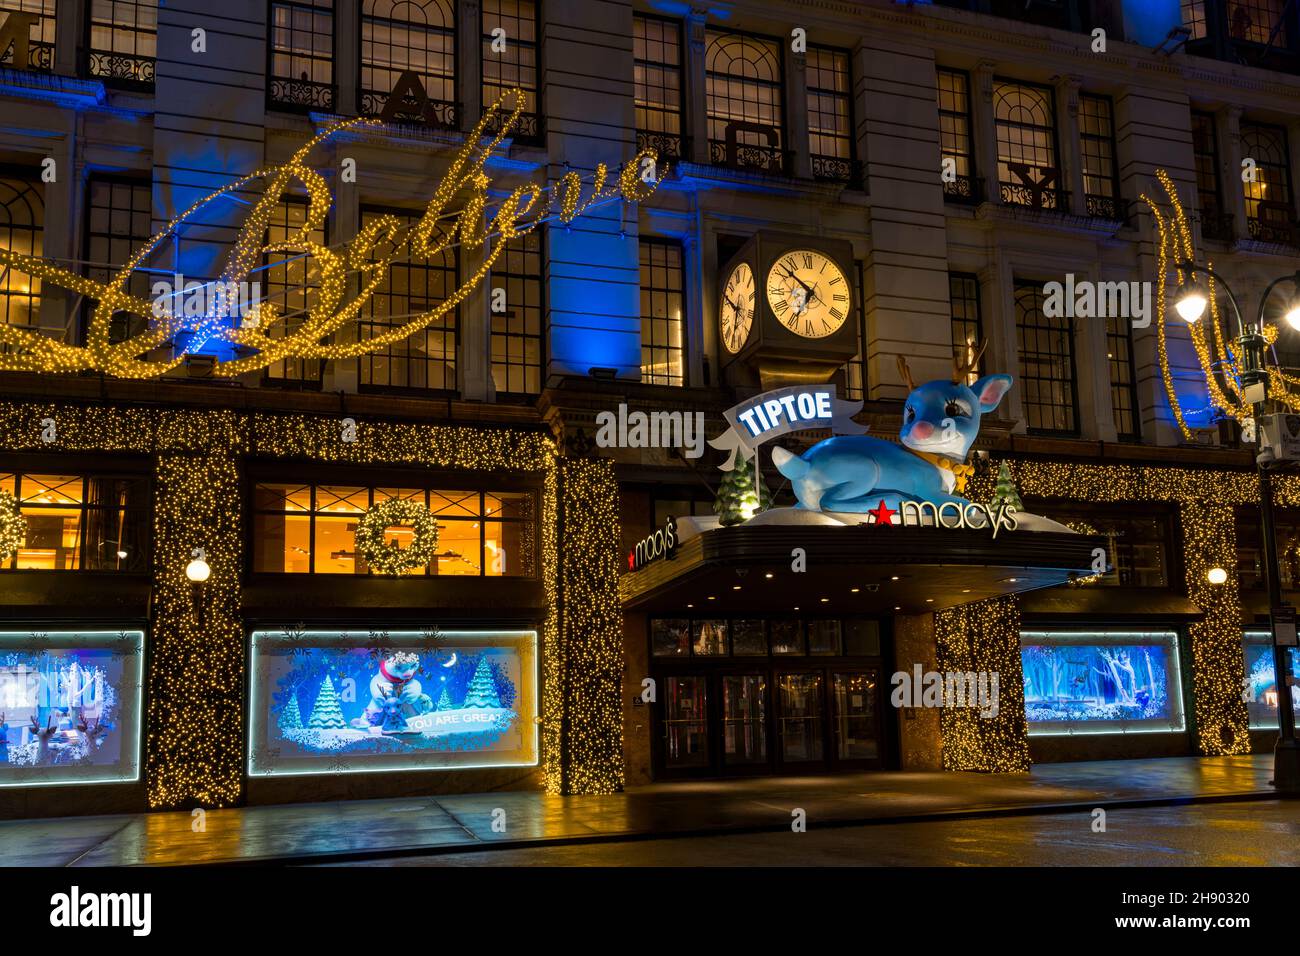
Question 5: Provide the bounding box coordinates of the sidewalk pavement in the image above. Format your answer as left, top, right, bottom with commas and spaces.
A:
0, 754, 1281, 866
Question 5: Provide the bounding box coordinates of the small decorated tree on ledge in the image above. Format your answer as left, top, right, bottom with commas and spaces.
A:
988, 461, 1023, 512
715, 453, 772, 527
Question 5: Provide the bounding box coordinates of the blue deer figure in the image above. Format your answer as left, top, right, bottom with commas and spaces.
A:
770, 343, 1012, 514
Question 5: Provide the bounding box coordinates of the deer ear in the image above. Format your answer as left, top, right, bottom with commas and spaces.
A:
973, 374, 1013, 413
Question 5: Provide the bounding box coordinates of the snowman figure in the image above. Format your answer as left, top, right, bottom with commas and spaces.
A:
357, 652, 433, 731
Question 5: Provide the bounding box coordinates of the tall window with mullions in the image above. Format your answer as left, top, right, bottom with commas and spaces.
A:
949, 273, 982, 378
261, 198, 327, 387
1191, 111, 1228, 240
0, 171, 42, 339
1226, 0, 1286, 44
1015, 279, 1077, 435
0, 0, 55, 71
807, 46, 855, 185
490, 228, 543, 398
937, 68, 976, 203
268, 0, 335, 112
86, 0, 157, 87
1079, 94, 1121, 220
633, 14, 684, 161
360, 0, 455, 127
842, 261, 867, 401
481, 0, 539, 141
1107, 315, 1140, 441
356, 208, 458, 393
705, 31, 785, 175
639, 238, 684, 387
83, 175, 152, 345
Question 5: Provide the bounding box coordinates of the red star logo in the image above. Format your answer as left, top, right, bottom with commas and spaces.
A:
628, 551, 635, 570
867, 499, 897, 527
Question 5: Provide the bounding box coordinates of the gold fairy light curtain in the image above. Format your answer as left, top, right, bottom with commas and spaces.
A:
0, 88, 662, 380
1140, 169, 1300, 440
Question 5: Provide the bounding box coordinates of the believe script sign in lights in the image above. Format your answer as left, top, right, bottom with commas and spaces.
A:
0, 88, 661, 379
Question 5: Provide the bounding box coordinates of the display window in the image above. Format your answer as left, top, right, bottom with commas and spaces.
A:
1242, 631, 1300, 730
0, 629, 145, 787
1019, 630, 1187, 736
248, 628, 538, 777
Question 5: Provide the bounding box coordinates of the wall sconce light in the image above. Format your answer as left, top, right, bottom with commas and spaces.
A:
186, 547, 211, 583
187, 547, 210, 626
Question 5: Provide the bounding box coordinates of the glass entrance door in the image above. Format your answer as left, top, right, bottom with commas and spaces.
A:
833, 670, 880, 761
663, 675, 709, 768
721, 674, 767, 767
777, 672, 825, 765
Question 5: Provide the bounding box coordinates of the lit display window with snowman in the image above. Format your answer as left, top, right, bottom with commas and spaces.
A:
248, 629, 538, 776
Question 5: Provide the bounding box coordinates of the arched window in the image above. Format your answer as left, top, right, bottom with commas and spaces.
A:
87, 0, 157, 87
705, 31, 785, 174
994, 80, 1062, 210
360, 0, 455, 126
1240, 122, 1293, 243
0, 173, 43, 334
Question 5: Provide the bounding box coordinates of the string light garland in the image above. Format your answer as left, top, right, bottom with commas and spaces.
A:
0, 400, 624, 804
935, 597, 1031, 772
1142, 169, 1300, 438
0, 88, 662, 380
354, 498, 440, 576
0, 489, 26, 563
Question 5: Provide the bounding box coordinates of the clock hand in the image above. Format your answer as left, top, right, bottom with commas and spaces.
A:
780, 266, 819, 306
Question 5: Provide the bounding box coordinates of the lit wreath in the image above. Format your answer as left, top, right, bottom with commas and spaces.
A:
0, 489, 24, 563
354, 498, 440, 576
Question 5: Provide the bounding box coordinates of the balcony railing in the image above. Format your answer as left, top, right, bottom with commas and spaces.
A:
1000, 163, 1067, 211
4, 39, 53, 71
1085, 193, 1130, 223
361, 91, 457, 129
1248, 214, 1299, 247
268, 76, 336, 113
1199, 209, 1234, 242
636, 130, 686, 162
1001, 181, 1069, 212
811, 153, 863, 188
87, 50, 155, 89
708, 138, 789, 176
943, 173, 983, 205
484, 107, 542, 144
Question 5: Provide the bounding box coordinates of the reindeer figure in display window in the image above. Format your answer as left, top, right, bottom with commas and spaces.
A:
772, 342, 1013, 513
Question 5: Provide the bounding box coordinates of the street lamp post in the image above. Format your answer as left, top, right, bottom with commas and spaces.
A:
1175, 262, 1300, 791
1175, 264, 1300, 790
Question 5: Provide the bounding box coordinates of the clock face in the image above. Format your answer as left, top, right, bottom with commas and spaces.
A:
764, 249, 851, 339
720, 262, 756, 354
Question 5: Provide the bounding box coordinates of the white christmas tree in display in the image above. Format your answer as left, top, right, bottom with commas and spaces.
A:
462, 658, 501, 709
307, 675, 347, 729
436, 686, 453, 711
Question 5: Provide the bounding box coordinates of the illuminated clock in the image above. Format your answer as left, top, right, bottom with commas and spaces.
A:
720, 261, 755, 354
764, 249, 850, 340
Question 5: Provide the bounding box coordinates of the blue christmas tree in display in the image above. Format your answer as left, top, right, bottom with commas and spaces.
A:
462, 658, 501, 708
436, 686, 452, 711
280, 691, 304, 731
307, 675, 347, 729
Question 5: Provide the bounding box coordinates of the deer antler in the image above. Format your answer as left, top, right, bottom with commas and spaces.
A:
953, 338, 988, 383
896, 354, 916, 393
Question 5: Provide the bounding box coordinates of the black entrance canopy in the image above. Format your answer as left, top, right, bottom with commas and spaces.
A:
619, 523, 1110, 615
